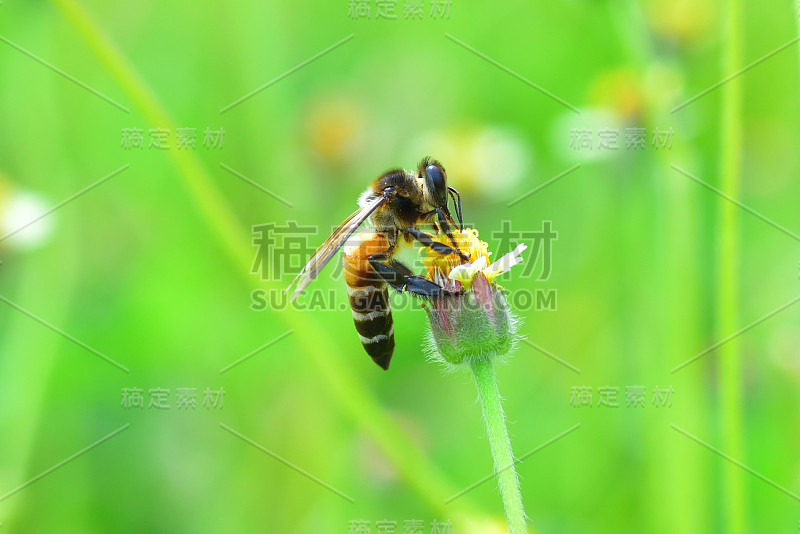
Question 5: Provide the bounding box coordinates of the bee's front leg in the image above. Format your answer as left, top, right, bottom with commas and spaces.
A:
431, 208, 464, 258
368, 256, 444, 297
405, 227, 470, 262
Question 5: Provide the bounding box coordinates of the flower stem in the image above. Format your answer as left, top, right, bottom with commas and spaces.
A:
470, 356, 527, 533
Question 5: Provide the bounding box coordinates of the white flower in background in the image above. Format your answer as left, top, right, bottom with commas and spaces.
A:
0, 191, 53, 250
408, 126, 530, 200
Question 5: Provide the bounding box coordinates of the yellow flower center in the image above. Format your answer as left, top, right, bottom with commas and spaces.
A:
419, 228, 490, 280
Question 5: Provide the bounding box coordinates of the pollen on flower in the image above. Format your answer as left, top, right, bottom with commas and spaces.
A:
418, 227, 524, 368
419, 227, 527, 291
419, 227, 490, 285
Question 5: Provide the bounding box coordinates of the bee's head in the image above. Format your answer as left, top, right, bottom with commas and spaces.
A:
420, 157, 448, 210
419, 157, 463, 230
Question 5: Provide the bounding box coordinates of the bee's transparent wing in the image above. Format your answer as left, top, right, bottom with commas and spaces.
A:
286, 192, 389, 302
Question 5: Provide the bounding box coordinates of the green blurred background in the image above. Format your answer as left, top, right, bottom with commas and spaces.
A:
1, 0, 799, 532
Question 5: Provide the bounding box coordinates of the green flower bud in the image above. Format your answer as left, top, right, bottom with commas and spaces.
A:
424, 272, 519, 368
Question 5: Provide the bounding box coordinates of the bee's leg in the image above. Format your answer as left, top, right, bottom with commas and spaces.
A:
405, 227, 470, 262
368, 257, 443, 297
431, 208, 464, 258
420, 208, 460, 238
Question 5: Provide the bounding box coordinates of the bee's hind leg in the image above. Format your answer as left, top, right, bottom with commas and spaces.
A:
368, 257, 443, 297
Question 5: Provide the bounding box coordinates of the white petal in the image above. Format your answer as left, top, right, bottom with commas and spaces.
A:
485, 243, 527, 277
469, 255, 488, 277
448, 263, 473, 283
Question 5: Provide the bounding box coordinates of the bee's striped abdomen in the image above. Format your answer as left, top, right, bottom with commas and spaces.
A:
347, 285, 394, 369
343, 233, 395, 370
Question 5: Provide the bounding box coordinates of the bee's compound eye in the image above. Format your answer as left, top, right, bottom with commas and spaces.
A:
425, 164, 447, 206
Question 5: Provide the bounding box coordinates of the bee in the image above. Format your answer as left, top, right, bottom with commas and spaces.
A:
287, 157, 466, 370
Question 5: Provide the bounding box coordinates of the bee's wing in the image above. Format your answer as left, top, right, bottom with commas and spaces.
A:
286, 191, 390, 302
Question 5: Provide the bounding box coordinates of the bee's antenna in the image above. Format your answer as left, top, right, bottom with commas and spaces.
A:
448, 186, 463, 231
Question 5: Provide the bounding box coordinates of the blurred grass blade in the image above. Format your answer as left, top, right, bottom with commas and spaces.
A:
718, 0, 746, 532
52, 0, 484, 525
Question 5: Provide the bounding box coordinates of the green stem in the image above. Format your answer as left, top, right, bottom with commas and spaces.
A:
470, 357, 527, 534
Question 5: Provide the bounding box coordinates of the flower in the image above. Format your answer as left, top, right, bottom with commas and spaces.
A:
418, 228, 526, 367
419, 227, 489, 289
449, 243, 528, 288
0, 177, 53, 250
418, 227, 530, 529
